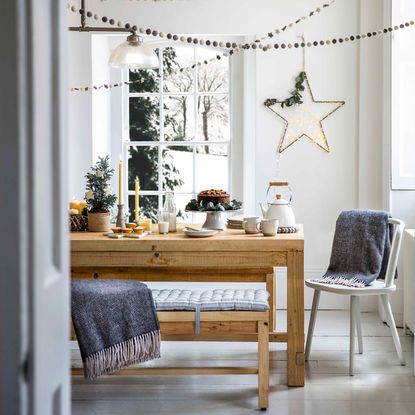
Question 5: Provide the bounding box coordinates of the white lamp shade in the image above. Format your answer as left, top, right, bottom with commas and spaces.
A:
109, 37, 159, 69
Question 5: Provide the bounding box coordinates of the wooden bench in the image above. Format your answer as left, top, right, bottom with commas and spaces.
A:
72, 289, 270, 409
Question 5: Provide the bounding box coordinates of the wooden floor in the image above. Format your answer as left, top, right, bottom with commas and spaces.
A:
72, 311, 415, 415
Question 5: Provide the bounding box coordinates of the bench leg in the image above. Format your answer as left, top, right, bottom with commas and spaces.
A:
258, 320, 269, 409
266, 273, 276, 332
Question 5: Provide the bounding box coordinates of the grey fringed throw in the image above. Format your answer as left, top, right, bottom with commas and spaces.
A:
71, 280, 160, 379
316, 210, 393, 288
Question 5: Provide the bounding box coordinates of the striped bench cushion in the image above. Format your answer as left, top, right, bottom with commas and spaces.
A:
152, 289, 269, 311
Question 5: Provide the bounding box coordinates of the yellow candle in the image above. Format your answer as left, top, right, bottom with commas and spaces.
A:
118, 158, 123, 204
135, 177, 139, 223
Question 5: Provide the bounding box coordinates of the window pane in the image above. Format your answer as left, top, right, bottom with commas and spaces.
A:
163, 46, 195, 93
129, 66, 160, 93
197, 47, 229, 93
164, 96, 195, 141
129, 97, 160, 141
128, 195, 158, 223
162, 146, 193, 192
195, 145, 229, 191
197, 95, 229, 142
128, 146, 159, 191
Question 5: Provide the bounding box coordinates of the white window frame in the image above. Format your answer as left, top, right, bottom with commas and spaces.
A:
120, 40, 234, 214
390, 0, 415, 190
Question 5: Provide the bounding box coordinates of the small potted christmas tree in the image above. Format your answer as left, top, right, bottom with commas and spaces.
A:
85, 156, 117, 232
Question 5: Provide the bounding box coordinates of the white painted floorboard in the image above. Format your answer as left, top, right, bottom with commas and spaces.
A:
72, 311, 415, 415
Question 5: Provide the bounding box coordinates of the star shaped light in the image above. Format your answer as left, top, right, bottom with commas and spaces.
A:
264, 73, 345, 153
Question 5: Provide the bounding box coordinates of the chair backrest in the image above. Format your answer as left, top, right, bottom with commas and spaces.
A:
384, 218, 405, 287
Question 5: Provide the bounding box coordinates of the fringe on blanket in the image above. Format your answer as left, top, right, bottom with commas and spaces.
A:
312, 276, 366, 289
84, 329, 161, 379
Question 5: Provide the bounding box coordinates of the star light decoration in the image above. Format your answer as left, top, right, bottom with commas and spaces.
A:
264, 73, 345, 153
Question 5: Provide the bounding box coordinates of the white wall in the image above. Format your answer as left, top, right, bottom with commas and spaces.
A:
68, 33, 93, 200
68, 0, 388, 311
91, 36, 112, 162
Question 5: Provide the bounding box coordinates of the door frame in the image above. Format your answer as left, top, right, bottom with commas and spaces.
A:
0, 1, 30, 413
0, 1, 70, 414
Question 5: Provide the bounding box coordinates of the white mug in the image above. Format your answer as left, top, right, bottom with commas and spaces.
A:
243, 216, 261, 234
261, 219, 279, 236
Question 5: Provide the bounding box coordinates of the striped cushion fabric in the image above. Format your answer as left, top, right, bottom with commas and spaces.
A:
152, 289, 269, 311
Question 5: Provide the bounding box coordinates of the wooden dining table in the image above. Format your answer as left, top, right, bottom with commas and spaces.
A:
70, 225, 305, 386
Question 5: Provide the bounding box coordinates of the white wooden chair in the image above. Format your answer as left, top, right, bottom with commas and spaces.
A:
305, 218, 406, 375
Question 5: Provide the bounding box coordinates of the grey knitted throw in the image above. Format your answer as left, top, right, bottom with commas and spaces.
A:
316, 210, 393, 288
71, 280, 160, 379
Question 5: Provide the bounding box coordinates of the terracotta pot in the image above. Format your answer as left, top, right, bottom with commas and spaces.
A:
88, 212, 110, 232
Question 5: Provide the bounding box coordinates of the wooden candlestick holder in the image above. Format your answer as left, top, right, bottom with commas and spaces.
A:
116, 204, 125, 228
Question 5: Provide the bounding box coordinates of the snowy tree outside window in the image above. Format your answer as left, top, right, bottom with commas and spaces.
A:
124, 43, 231, 220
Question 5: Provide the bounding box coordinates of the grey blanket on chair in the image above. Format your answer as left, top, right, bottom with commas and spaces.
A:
317, 210, 393, 288
71, 279, 160, 379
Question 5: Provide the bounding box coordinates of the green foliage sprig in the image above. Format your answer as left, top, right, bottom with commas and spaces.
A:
185, 198, 242, 212
264, 71, 306, 108
85, 156, 117, 213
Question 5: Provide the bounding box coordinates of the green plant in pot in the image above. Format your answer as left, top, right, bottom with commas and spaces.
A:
85, 156, 117, 232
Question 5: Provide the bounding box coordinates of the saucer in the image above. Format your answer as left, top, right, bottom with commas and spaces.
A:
184, 229, 218, 238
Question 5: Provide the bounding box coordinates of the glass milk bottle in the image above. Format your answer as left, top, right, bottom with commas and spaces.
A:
163, 192, 177, 232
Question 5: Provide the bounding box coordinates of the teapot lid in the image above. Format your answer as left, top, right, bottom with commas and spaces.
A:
269, 181, 289, 187
270, 193, 290, 205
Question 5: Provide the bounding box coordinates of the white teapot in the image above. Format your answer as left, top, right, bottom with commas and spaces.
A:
260, 182, 296, 227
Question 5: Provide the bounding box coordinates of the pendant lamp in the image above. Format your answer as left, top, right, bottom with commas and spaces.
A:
109, 33, 159, 69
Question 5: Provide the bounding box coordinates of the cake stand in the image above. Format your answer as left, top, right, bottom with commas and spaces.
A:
186, 209, 243, 231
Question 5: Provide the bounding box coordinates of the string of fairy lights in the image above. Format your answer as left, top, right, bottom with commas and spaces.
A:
68, 2, 415, 92
67, 0, 335, 91
68, 1, 335, 50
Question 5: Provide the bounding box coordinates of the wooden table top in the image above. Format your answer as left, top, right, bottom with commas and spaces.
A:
71, 225, 304, 252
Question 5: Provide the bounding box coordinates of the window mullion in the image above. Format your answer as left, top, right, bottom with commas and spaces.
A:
123, 69, 129, 209
128, 140, 229, 146
193, 45, 198, 199
158, 47, 164, 209
129, 91, 195, 98
227, 51, 232, 195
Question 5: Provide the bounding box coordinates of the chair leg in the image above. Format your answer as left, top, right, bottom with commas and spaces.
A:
305, 290, 321, 361
380, 294, 405, 366
355, 296, 363, 354
349, 296, 357, 376
258, 321, 269, 409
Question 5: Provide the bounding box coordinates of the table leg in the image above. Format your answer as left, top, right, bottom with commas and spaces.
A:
287, 251, 304, 386
258, 320, 269, 409
266, 272, 276, 332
